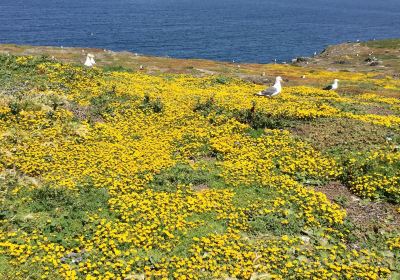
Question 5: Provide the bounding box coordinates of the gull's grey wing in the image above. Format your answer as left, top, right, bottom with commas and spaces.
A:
323, 85, 333, 90
257, 86, 277, 96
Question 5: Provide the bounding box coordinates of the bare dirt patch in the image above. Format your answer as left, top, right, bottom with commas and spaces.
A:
315, 182, 400, 230
291, 118, 392, 153
364, 105, 396, 116
192, 184, 209, 192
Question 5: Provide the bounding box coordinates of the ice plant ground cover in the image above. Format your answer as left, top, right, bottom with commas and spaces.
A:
0, 54, 399, 279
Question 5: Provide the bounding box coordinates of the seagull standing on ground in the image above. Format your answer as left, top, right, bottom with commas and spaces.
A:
323, 79, 339, 91
84, 54, 96, 67
256, 76, 283, 97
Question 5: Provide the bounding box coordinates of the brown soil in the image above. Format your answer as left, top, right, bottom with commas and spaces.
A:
192, 184, 209, 192
315, 182, 400, 230
364, 105, 396, 116
290, 118, 392, 153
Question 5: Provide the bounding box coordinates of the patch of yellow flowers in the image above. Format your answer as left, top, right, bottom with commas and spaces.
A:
347, 150, 400, 202
1, 57, 399, 279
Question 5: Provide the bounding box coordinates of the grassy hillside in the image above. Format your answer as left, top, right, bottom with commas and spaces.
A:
0, 43, 399, 279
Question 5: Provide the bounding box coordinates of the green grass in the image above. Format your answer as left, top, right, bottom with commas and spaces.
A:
2, 183, 113, 248
173, 213, 227, 257
363, 39, 400, 49
149, 161, 225, 193
102, 65, 133, 73
1, 51, 400, 278
291, 117, 397, 155
0, 55, 51, 93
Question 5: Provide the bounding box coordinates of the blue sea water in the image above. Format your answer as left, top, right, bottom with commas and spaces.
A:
0, 0, 399, 63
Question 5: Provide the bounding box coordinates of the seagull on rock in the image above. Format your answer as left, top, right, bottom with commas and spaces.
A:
256, 76, 283, 97
323, 79, 339, 91
84, 54, 96, 67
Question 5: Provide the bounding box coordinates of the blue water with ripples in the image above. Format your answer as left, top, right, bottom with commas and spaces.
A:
0, 0, 399, 63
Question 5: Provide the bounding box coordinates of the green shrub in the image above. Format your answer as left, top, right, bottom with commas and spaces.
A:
139, 95, 164, 113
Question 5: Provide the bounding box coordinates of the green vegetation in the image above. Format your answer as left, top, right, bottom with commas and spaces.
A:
363, 39, 400, 49
0, 42, 399, 279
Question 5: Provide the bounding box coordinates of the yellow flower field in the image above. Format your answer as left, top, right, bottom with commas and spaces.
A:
0, 55, 399, 279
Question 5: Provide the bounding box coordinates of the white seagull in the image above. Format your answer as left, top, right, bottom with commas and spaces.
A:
256, 76, 283, 97
84, 54, 96, 67
323, 79, 339, 91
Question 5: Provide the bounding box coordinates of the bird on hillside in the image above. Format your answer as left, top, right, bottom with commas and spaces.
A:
323, 79, 339, 91
256, 76, 283, 97
84, 54, 96, 67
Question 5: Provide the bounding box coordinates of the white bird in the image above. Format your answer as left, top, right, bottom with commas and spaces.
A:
90, 54, 96, 65
323, 79, 339, 91
256, 76, 283, 97
84, 54, 96, 67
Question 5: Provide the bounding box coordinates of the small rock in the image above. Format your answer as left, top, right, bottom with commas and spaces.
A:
369, 61, 380, 66
300, 236, 310, 243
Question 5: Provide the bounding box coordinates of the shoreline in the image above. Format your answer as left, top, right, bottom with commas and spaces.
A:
1, 39, 399, 96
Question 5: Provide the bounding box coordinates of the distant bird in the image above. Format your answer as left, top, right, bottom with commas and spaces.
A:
256, 76, 283, 97
84, 54, 96, 67
301, 75, 306, 79
323, 79, 339, 91
313, 51, 317, 56
139, 65, 144, 70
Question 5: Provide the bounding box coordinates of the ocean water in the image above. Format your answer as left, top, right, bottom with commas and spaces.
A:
0, 0, 399, 63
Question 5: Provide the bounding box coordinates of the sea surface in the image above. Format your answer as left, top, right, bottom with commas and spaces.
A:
1, 0, 399, 63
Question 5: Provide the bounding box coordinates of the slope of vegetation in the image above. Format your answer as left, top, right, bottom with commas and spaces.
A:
0, 54, 400, 279
362, 39, 400, 49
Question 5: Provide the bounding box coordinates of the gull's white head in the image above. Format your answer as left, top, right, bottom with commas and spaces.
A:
334, 79, 339, 83
276, 76, 283, 82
